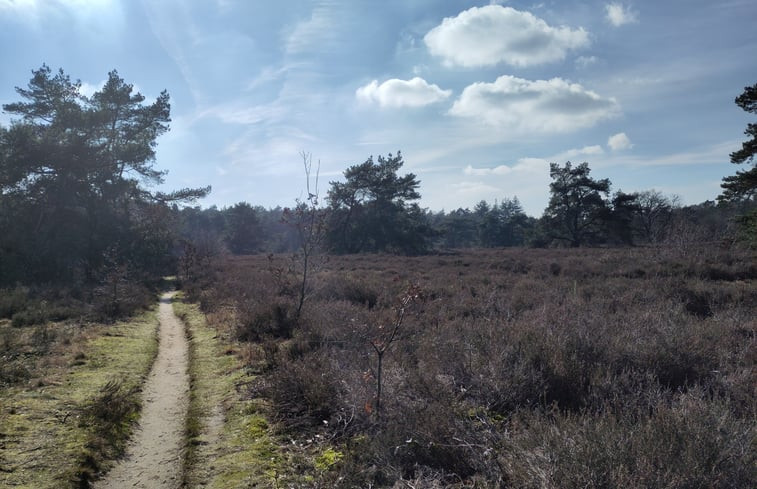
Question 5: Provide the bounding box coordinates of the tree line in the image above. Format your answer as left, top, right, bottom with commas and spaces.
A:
1, 66, 755, 292
179, 156, 745, 256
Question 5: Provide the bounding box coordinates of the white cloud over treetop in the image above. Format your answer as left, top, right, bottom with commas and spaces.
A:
605, 3, 638, 27
608, 132, 633, 150
464, 157, 547, 177
356, 77, 452, 108
555, 145, 605, 160
423, 5, 589, 67
449, 75, 619, 132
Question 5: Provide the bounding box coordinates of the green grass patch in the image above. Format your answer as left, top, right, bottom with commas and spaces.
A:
0, 308, 159, 488
175, 295, 296, 488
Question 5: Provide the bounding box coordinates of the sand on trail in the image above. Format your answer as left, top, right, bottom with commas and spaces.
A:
95, 291, 190, 489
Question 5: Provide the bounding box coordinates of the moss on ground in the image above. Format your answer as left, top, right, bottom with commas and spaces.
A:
175, 296, 298, 488
0, 309, 159, 488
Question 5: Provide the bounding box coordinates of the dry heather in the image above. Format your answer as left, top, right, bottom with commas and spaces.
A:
189, 246, 756, 488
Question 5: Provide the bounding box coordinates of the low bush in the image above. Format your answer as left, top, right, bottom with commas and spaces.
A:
194, 246, 756, 487
265, 353, 344, 432
0, 287, 30, 318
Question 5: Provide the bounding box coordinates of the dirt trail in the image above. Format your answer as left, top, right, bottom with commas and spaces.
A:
95, 291, 189, 489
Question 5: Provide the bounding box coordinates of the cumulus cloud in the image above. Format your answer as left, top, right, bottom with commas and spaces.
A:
424, 5, 589, 67
356, 77, 452, 108
449, 75, 619, 132
79, 80, 105, 98
605, 3, 638, 27
608, 132, 633, 151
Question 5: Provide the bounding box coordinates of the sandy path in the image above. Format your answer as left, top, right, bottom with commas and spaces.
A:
95, 291, 189, 489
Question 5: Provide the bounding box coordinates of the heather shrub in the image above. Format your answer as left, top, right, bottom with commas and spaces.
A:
502, 391, 756, 489
265, 353, 345, 432
235, 296, 297, 341
195, 246, 756, 487
315, 272, 381, 308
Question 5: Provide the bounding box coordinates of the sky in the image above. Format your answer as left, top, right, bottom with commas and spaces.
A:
1, 0, 756, 216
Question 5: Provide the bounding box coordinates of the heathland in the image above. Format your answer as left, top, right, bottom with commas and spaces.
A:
1, 67, 755, 488
176, 245, 756, 488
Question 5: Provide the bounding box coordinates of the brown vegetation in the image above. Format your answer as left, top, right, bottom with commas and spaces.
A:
186, 244, 756, 488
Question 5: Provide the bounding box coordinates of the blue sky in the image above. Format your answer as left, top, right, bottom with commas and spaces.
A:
1, 0, 755, 215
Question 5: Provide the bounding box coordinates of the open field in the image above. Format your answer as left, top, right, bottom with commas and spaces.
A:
189, 245, 756, 488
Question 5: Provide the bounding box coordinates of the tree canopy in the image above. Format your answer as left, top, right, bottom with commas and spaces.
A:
325, 152, 433, 254
720, 83, 757, 202
542, 162, 611, 247
0, 65, 208, 285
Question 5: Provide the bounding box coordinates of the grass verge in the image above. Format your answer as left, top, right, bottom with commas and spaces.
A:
0, 308, 159, 488
175, 294, 287, 488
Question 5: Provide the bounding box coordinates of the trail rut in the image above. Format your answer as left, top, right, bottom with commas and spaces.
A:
95, 291, 189, 489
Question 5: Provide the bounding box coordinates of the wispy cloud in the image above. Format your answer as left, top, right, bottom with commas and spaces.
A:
450, 181, 501, 195
356, 77, 452, 108
141, 1, 204, 104
424, 5, 589, 67
605, 140, 737, 167
450, 75, 619, 132
223, 125, 320, 175
198, 102, 287, 126
0, 0, 123, 33
284, 0, 344, 56
575, 55, 598, 69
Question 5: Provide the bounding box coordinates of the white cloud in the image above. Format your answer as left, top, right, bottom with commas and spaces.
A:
0, 0, 121, 28
79, 80, 105, 98
608, 132, 633, 151
449, 75, 619, 132
464, 165, 512, 176
464, 157, 547, 177
80, 79, 145, 99
554, 145, 605, 160
451, 181, 501, 195
423, 5, 589, 67
356, 77, 452, 108
605, 3, 638, 27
